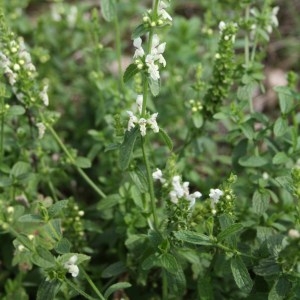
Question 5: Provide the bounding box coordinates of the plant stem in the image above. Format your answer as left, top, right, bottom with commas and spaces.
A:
65, 278, 97, 300
141, 136, 159, 229
162, 270, 168, 300
43, 118, 106, 198
80, 267, 106, 300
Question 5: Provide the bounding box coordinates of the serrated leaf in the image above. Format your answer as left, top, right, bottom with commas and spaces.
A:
253, 257, 280, 276
230, 256, 253, 294
7, 105, 25, 117
36, 279, 61, 300
48, 200, 69, 218
119, 127, 139, 170
75, 156, 91, 169
274, 86, 294, 114
268, 276, 291, 300
132, 24, 150, 39
158, 127, 173, 150
239, 155, 268, 167
252, 189, 269, 215
159, 253, 178, 274
273, 117, 288, 137
123, 63, 139, 83
217, 223, 243, 242
173, 230, 212, 246
142, 253, 160, 270
101, 261, 127, 278
32, 247, 56, 268
129, 169, 148, 193
148, 77, 160, 96
197, 274, 213, 300
18, 214, 44, 223
165, 267, 186, 297
104, 282, 131, 299
97, 194, 120, 211
54, 238, 71, 254
100, 0, 116, 22
240, 123, 255, 140
272, 152, 289, 165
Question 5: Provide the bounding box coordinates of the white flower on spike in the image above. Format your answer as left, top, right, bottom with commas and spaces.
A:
5, 67, 17, 85
209, 188, 224, 204
158, 1, 172, 21
127, 111, 138, 131
219, 21, 226, 32
0, 52, 10, 69
136, 94, 143, 114
138, 118, 147, 136
64, 255, 79, 277
36, 122, 46, 139
40, 85, 49, 106
145, 54, 160, 80
186, 191, 202, 209
152, 168, 166, 183
147, 113, 159, 133
169, 190, 179, 204
150, 35, 166, 67
271, 6, 279, 27
133, 37, 145, 59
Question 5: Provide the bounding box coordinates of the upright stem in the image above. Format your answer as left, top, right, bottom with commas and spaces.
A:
141, 136, 158, 229
80, 267, 106, 300
42, 117, 106, 199
162, 270, 168, 300
65, 279, 97, 300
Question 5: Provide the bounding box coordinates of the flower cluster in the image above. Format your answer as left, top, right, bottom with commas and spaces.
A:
126, 95, 159, 136
209, 188, 224, 214
250, 6, 279, 37
133, 34, 166, 81
142, 1, 172, 28
64, 255, 79, 277
152, 168, 202, 209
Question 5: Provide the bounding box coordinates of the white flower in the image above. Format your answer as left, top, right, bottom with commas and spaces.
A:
152, 168, 166, 183
158, 1, 172, 21
209, 188, 224, 203
64, 255, 79, 277
138, 118, 147, 136
5, 67, 17, 85
288, 229, 300, 239
136, 94, 143, 114
146, 54, 160, 80
127, 111, 138, 131
36, 122, 46, 139
169, 190, 179, 204
271, 6, 279, 27
219, 21, 226, 32
67, 6, 78, 27
147, 113, 159, 133
40, 85, 49, 106
133, 37, 145, 58
186, 191, 202, 209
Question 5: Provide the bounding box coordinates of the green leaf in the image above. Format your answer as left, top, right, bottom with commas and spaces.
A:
54, 238, 71, 254
10, 161, 31, 177
272, 152, 289, 165
239, 155, 268, 167
252, 189, 269, 215
230, 256, 253, 294
158, 127, 173, 150
240, 122, 255, 140
104, 282, 131, 299
274, 86, 294, 114
100, 0, 116, 22
273, 117, 288, 137
44, 219, 62, 241
197, 274, 213, 300
7, 105, 25, 117
97, 194, 120, 211
0, 176, 12, 187
165, 267, 186, 297
192, 113, 203, 128
148, 77, 160, 96
159, 253, 178, 274
123, 63, 139, 83
75, 156, 91, 169
217, 223, 243, 242
32, 247, 56, 268
119, 127, 139, 170
173, 230, 213, 246
36, 279, 61, 300
132, 24, 150, 39
48, 200, 69, 218
129, 169, 148, 193
268, 276, 291, 300
18, 214, 44, 223
142, 253, 160, 270
101, 261, 127, 278
253, 257, 280, 276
